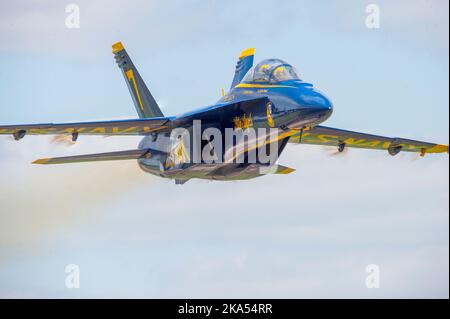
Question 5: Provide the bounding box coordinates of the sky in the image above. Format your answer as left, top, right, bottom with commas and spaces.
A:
0, 0, 448, 298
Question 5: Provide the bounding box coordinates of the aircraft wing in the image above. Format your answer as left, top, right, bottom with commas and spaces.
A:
0, 117, 171, 139
289, 125, 448, 155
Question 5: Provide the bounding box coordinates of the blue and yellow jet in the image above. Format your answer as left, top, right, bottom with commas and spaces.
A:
0, 42, 448, 184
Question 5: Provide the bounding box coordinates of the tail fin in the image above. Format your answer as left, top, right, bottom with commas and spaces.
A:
230, 48, 255, 89
112, 42, 164, 118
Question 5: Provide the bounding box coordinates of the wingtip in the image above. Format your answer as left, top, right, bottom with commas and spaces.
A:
32, 158, 52, 165
426, 144, 449, 154
112, 41, 125, 54
239, 48, 255, 59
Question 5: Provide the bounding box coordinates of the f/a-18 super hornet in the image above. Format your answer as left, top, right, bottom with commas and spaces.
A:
0, 42, 447, 184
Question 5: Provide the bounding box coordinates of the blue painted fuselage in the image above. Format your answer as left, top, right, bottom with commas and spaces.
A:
138, 61, 333, 182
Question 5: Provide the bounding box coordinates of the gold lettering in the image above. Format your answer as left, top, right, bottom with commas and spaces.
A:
345, 138, 381, 148
317, 134, 339, 143
90, 127, 106, 134
112, 126, 138, 134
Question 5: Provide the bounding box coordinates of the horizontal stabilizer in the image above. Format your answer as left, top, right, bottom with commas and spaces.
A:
32, 149, 150, 165
272, 165, 296, 174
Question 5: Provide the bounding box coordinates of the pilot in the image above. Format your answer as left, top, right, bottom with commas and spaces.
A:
253, 63, 272, 82
272, 66, 288, 82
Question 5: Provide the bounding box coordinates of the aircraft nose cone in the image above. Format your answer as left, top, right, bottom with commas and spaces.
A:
288, 88, 333, 128
312, 106, 332, 122
312, 95, 333, 121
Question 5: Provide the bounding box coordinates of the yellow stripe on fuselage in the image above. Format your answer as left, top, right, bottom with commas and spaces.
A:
226, 130, 297, 163
235, 83, 297, 89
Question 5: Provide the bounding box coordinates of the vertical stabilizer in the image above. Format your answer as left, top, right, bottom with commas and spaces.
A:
230, 48, 255, 89
112, 42, 164, 118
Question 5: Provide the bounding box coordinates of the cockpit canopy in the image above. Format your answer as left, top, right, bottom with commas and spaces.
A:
242, 59, 301, 84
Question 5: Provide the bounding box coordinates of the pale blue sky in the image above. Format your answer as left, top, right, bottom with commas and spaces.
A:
0, 0, 448, 298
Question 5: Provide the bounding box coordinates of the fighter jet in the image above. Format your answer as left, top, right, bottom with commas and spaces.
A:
0, 42, 447, 184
